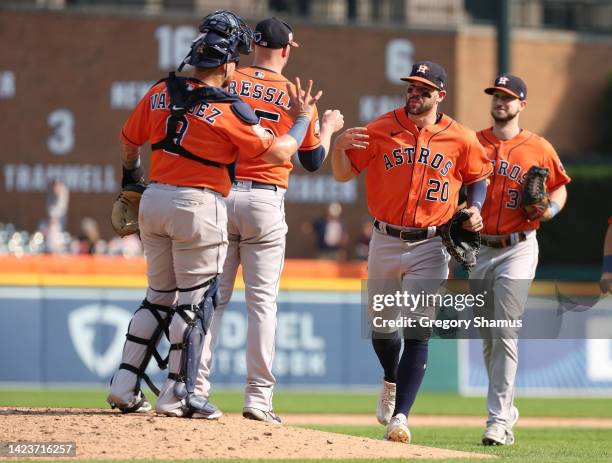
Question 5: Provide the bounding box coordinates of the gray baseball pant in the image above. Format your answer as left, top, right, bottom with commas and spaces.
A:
200, 182, 287, 412
469, 230, 538, 428
107, 183, 228, 414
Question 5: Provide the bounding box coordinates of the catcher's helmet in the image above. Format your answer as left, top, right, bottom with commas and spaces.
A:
180, 10, 254, 70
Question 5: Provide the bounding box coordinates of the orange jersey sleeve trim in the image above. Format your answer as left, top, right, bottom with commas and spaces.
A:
120, 130, 140, 148
299, 142, 322, 150
547, 177, 571, 193
463, 170, 492, 185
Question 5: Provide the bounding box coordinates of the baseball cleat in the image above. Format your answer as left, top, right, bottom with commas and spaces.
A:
376, 380, 397, 425
108, 392, 152, 414
188, 399, 223, 420
159, 397, 222, 420
242, 407, 282, 425
482, 423, 507, 446
384, 413, 411, 443
505, 405, 519, 445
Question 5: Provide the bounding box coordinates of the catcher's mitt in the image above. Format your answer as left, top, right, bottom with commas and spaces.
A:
111, 183, 146, 237
522, 166, 550, 220
439, 209, 481, 271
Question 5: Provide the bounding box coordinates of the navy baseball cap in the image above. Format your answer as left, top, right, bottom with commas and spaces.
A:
254, 17, 299, 49
401, 61, 447, 91
485, 74, 527, 100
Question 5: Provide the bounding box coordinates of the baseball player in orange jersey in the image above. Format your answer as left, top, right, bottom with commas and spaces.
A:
198, 17, 344, 424
106, 10, 323, 419
332, 61, 492, 443
472, 75, 570, 445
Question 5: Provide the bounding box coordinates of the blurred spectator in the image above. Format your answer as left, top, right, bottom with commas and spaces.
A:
0, 221, 143, 257
108, 234, 143, 257
43, 217, 68, 254
72, 217, 100, 254
46, 179, 69, 230
308, 202, 349, 260
354, 217, 373, 260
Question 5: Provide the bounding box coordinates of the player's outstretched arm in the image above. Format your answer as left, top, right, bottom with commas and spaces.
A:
538, 184, 568, 222
331, 127, 369, 182
262, 77, 321, 165
297, 109, 344, 172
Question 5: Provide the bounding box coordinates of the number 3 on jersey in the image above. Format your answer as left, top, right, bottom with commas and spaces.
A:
506, 188, 520, 209
254, 109, 280, 136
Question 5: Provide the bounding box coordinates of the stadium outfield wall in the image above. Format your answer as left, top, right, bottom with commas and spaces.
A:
0, 256, 611, 396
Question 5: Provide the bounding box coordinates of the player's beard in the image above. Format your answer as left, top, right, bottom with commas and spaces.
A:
491, 107, 519, 122
406, 96, 436, 115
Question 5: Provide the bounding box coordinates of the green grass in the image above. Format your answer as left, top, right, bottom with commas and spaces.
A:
1, 389, 612, 418
302, 425, 612, 463
312, 426, 612, 462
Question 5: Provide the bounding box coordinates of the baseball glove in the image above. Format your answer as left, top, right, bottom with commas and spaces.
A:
111, 183, 146, 237
439, 209, 481, 271
522, 166, 550, 220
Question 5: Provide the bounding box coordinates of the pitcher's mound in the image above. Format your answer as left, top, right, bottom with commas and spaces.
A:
0, 408, 492, 460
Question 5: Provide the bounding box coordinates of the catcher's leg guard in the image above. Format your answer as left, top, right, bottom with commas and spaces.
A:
168, 277, 219, 417
108, 299, 173, 412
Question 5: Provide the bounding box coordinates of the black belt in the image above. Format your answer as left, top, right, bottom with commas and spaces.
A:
481, 232, 528, 249
374, 220, 437, 242
233, 180, 277, 191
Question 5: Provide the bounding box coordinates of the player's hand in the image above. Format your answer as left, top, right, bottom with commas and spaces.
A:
322, 109, 345, 133
334, 127, 369, 151
462, 206, 483, 232
287, 77, 322, 121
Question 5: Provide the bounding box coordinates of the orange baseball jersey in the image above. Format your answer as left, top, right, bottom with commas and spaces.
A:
477, 128, 571, 235
121, 80, 274, 196
346, 110, 491, 228
227, 66, 320, 189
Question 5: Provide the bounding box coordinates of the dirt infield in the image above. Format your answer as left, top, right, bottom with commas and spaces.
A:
0, 408, 492, 460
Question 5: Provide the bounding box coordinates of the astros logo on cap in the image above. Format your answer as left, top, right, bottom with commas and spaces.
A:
417, 64, 429, 74
497, 76, 509, 85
